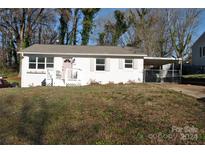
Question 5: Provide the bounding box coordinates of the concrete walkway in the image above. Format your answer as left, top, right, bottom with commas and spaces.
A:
165, 84, 205, 99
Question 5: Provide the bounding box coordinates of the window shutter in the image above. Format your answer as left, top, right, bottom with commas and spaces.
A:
203, 47, 205, 56
90, 58, 95, 72
133, 59, 138, 69
200, 47, 202, 57
105, 58, 110, 71
119, 59, 123, 69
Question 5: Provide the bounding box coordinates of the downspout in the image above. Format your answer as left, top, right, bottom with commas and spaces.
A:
143, 57, 145, 83
19, 52, 24, 87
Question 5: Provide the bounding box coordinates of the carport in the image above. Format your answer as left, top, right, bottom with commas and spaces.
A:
143, 57, 182, 83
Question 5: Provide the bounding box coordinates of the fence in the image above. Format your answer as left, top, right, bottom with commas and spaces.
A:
143, 69, 181, 83
183, 64, 205, 75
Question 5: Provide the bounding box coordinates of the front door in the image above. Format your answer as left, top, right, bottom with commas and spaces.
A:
62, 58, 72, 80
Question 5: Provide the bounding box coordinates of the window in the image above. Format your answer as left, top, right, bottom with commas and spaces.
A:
124, 59, 133, 68
28, 56, 54, 69
37, 57, 45, 69
29, 56, 37, 69
96, 58, 105, 71
200, 47, 202, 57
46, 57, 54, 68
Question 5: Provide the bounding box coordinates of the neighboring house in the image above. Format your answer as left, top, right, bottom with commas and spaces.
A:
192, 32, 205, 66
18, 44, 181, 87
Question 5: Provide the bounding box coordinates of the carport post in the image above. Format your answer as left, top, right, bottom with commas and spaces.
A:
172, 63, 174, 83
160, 65, 163, 83
143, 69, 146, 83
180, 60, 182, 83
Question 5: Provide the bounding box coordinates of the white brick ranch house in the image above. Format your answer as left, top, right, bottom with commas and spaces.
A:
18, 44, 181, 87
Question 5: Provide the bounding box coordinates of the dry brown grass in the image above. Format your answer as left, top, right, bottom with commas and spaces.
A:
0, 84, 205, 144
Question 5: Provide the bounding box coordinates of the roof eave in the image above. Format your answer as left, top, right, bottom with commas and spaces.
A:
192, 31, 205, 48
18, 51, 147, 57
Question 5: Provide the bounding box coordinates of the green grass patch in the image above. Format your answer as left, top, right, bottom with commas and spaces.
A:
183, 74, 205, 79
0, 68, 20, 85
0, 84, 205, 144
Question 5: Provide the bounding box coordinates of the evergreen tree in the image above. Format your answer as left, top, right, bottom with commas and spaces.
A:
81, 9, 100, 45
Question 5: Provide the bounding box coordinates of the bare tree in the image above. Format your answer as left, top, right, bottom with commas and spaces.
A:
151, 9, 173, 57
0, 8, 56, 67
125, 8, 201, 58
128, 9, 160, 56
169, 9, 201, 59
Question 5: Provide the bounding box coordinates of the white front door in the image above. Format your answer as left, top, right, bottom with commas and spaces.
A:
62, 58, 72, 80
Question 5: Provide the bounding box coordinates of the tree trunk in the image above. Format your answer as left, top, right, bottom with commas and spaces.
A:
38, 26, 42, 44
73, 9, 79, 45
24, 10, 32, 48
19, 8, 26, 50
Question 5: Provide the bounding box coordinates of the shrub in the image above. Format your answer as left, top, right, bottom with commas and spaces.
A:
89, 79, 100, 85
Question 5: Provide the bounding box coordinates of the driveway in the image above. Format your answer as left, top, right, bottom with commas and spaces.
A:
165, 84, 205, 100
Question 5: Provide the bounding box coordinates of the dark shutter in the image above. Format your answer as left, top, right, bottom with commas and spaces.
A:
203, 47, 205, 56
200, 47, 202, 57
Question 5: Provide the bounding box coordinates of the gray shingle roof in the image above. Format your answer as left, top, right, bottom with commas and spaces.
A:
19, 44, 146, 56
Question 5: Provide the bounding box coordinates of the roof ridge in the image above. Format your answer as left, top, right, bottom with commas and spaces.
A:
30, 44, 139, 48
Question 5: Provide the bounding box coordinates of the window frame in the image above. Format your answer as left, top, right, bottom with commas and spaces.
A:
37, 57, 46, 69
46, 57, 54, 68
95, 58, 105, 71
124, 59, 133, 69
28, 56, 54, 70
29, 56, 37, 69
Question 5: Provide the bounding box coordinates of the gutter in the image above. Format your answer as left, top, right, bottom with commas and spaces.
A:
144, 56, 182, 61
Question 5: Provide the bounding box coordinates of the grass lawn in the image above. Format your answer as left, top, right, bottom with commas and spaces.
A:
0, 68, 20, 85
0, 84, 205, 144
183, 74, 205, 79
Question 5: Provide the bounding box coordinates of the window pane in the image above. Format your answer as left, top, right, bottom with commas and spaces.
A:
96, 59, 105, 64
29, 56, 36, 62
38, 57, 45, 63
29, 63, 36, 69
46, 64, 54, 68
96, 65, 105, 71
38, 64, 45, 69
125, 59, 132, 63
125, 64, 133, 68
47, 57, 54, 63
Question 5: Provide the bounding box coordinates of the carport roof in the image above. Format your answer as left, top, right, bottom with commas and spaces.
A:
144, 57, 182, 66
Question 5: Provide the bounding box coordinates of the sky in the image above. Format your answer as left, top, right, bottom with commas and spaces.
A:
194, 10, 205, 41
